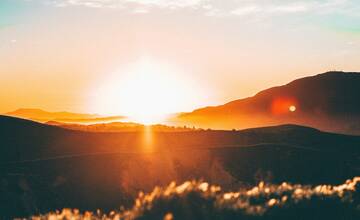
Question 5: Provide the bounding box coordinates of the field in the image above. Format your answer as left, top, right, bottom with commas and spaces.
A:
1, 116, 360, 218
33, 177, 360, 220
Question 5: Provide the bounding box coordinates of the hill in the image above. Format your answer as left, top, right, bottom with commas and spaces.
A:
1, 115, 360, 162
45, 120, 198, 132
1, 116, 359, 218
4, 108, 124, 123
174, 71, 360, 134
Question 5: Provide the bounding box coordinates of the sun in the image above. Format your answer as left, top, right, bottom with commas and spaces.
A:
92, 58, 204, 124
289, 105, 297, 112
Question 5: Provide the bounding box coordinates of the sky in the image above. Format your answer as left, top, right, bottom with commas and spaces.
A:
1, 0, 360, 117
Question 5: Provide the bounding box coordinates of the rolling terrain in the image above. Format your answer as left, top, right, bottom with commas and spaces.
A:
1, 115, 359, 218
4, 108, 124, 124
174, 71, 360, 135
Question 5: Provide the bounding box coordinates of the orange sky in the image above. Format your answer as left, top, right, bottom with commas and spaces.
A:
1, 0, 360, 118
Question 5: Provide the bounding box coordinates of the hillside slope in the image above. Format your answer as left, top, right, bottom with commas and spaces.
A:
4, 108, 124, 123
1, 115, 360, 162
175, 71, 360, 134
1, 116, 359, 218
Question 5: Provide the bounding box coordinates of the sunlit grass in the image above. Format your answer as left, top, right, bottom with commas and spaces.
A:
31, 177, 360, 220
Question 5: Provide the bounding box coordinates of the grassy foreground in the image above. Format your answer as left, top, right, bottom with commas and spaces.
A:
31, 177, 360, 220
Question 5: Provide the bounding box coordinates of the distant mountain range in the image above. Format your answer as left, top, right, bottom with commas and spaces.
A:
3, 71, 360, 134
4, 108, 124, 124
46, 121, 198, 132
173, 71, 360, 135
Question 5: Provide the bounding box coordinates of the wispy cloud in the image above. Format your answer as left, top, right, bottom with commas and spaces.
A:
48, 0, 205, 9
230, 1, 350, 17
124, 0, 204, 9
42, 0, 360, 19
269, 4, 308, 13
49, 0, 123, 8
132, 7, 149, 13
231, 6, 261, 16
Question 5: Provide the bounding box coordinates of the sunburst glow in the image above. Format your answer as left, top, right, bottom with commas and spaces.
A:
92, 58, 205, 124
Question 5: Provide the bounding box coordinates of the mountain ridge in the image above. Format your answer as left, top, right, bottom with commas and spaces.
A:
175, 71, 360, 134
187, 71, 360, 114
4, 108, 124, 123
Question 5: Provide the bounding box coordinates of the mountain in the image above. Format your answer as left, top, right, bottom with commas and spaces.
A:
1, 116, 359, 217
4, 108, 124, 123
45, 121, 198, 132
1, 115, 360, 162
173, 71, 360, 135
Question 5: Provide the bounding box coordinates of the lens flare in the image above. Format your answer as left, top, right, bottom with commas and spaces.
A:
289, 105, 296, 112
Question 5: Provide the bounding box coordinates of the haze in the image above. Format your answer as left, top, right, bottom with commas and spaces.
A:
1, 0, 360, 120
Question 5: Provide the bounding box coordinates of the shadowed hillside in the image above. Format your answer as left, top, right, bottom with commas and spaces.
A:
1, 115, 360, 162
175, 72, 360, 134
1, 116, 360, 218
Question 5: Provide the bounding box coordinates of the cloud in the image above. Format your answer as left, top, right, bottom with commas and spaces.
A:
231, 2, 313, 16
124, 0, 204, 9
42, 0, 359, 19
50, 0, 122, 8
230, 3, 310, 18
231, 6, 261, 16
49, 0, 206, 9
269, 4, 308, 13
228, 0, 360, 18
132, 8, 149, 13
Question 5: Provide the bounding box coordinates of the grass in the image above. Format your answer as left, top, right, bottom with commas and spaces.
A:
31, 176, 360, 220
